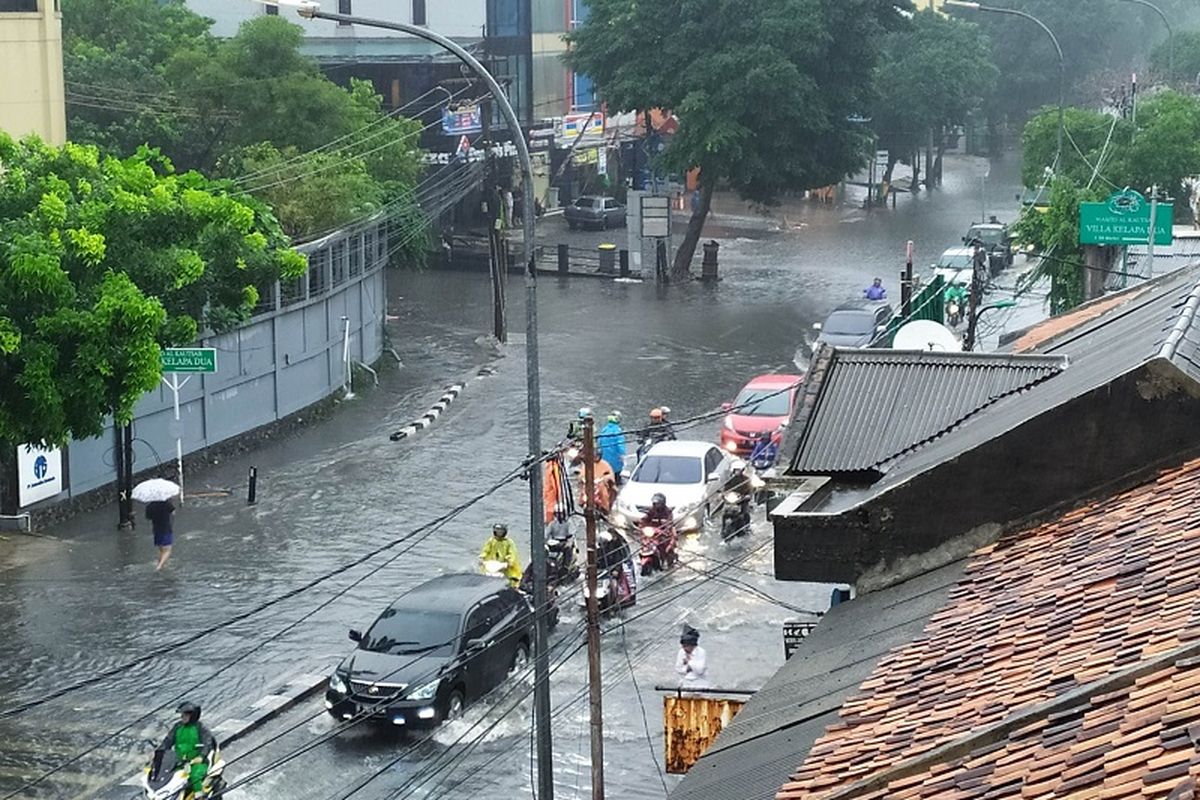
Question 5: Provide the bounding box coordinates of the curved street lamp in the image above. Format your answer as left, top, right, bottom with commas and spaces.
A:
945, 0, 1065, 175
261, 3, 553, 796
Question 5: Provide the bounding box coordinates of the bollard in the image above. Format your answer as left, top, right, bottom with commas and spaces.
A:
598, 243, 617, 274
248, 466, 258, 505
557, 243, 570, 274
619, 249, 630, 278
701, 240, 720, 282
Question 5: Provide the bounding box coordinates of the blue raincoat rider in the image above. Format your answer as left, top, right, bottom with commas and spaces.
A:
598, 411, 626, 478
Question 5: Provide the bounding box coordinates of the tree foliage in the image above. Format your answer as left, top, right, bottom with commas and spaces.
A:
872, 10, 997, 178
1153, 30, 1200, 85
1012, 177, 1101, 313
567, 0, 905, 274
0, 134, 306, 451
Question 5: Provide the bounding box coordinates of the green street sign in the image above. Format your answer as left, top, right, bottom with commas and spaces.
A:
1079, 189, 1173, 246
161, 347, 217, 373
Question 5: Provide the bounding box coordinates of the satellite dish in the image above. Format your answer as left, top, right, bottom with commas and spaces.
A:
892, 320, 962, 352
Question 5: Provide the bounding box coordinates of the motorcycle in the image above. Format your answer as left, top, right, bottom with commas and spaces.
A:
480, 559, 519, 588
639, 522, 678, 576
721, 487, 752, 540
143, 747, 226, 800
580, 529, 637, 614
946, 297, 963, 327
519, 527, 580, 593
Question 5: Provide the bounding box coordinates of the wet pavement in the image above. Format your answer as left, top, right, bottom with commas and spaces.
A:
0, 153, 1027, 799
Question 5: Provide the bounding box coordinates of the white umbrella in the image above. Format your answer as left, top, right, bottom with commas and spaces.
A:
132, 478, 181, 503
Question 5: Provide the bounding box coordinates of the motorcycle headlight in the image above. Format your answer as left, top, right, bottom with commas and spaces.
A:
681, 516, 698, 530
724, 491, 739, 504
750, 476, 766, 489
612, 512, 627, 528
408, 678, 441, 700
329, 672, 348, 694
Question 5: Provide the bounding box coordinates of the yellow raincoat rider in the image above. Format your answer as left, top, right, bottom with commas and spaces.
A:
480, 523, 522, 585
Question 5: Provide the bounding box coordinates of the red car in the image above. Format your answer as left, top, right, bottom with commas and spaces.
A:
720, 374, 803, 454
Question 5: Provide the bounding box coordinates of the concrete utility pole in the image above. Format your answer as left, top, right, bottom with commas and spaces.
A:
480, 98, 507, 343
1147, 184, 1159, 276
270, 3, 551, 795
964, 244, 985, 352
582, 417, 605, 800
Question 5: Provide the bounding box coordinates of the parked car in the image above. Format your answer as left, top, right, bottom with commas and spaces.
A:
719, 374, 803, 454
564, 196, 626, 230
325, 573, 533, 728
963, 222, 1013, 275
611, 440, 734, 534
812, 301, 896, 349
932, 247, 975, 286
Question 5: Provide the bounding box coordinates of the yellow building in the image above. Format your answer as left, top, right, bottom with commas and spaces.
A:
0, 0, 66, 144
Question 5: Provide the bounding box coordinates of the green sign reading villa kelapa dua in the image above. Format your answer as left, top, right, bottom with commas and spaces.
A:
1079, 189, 1173, 247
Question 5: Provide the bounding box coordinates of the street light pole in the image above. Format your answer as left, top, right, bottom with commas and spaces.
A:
945, 1, 1064, 174
1117, 0, 1173, 79
268, 3, 551, 796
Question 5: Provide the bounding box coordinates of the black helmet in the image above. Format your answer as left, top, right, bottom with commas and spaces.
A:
492, 523, 508, 538
651, 493, 666, 508
177, 702, 201, 723
680, 625, 700, 646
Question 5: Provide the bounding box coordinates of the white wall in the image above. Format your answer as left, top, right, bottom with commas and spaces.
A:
187, 0, 485, 40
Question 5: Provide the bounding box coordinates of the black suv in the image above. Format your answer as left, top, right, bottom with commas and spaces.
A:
963, 222, 1013, 276
325, 574, 534, 728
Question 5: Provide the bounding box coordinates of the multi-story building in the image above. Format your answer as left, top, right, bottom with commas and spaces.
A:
0, 0, 66, 144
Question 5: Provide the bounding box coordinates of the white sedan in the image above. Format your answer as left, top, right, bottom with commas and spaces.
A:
611, 440, 734, 533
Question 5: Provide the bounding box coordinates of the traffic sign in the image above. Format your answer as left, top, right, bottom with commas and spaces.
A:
161, 347, 217, 373
1079, 189, 1173, 246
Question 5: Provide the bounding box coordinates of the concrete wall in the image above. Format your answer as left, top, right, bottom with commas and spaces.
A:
57, 222, 388, 500
0, 0, 66, 144
188, 0, 485, 40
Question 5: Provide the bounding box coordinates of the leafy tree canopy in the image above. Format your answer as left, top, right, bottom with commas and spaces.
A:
567, 0, 906, 273
0, 133, 306, 450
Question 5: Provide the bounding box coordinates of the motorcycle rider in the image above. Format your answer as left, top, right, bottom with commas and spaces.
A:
944, 281, 968, 325
567, 407, 593, 443
722, 459, 753, 538
598, 411, 627, 481
749, 430, 779, 470
639, 492, 674, 530
638, 408, 676, 458
479, 523, 522, 585
154, 701, 217, 797
578, 442, 617, 516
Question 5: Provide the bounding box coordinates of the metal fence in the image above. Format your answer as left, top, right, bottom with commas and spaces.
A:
50, 222, 389, 502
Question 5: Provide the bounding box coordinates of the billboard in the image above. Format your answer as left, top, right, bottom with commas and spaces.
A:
442, 105, 482, 136
17, 443, 63, 507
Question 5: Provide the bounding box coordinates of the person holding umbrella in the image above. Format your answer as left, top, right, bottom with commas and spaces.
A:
133, 474, 181, 571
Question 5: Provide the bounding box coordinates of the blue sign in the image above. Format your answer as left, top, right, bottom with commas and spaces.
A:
442, 105, 482, 136
33, 455, 47, 480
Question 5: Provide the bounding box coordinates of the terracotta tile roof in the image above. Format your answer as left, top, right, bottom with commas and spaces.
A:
777, 455, 1200, 800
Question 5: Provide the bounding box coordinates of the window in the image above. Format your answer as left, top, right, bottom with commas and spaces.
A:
632, 456, 702, 485
412, 0, 426, 25
337, 0, 350, 24
0, 0, 38, 10
361, 608, 460, 656
265, 3, 278, 14
570, 0, 589, 27
487, 0, 520, 37
461, 598, 503, 647
822, 311, 874, 337
733, 388, 791, 417
572, 72, 596, 112
704, 449, 724, 477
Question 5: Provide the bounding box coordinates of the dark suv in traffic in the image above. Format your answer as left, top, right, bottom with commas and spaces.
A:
325, 573, 534, 728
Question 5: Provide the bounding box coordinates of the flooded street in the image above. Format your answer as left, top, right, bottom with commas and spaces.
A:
0, 154, 1026, 799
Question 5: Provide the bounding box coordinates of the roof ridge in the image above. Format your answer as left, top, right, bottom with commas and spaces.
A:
1157, 275, 1200, 362
871, 355, 1069, 473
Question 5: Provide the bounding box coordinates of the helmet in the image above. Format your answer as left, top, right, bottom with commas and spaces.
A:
578, 407, 593, 420
731, 458, 747, 473
492, 523, 508, 538
608, 410, 621, 423
177, 702, 201, 723
660, 406, 671, 419
680, 625, 700, 646
649, 408, 664, 421
651, 493, 667, 508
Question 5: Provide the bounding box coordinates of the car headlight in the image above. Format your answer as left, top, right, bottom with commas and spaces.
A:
724, 416, 735, 431
408, 678, 440, 700
329, 672, 348, 694
681, 516, 698, 530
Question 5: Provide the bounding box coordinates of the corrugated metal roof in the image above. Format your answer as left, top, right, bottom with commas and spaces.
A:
788, 350, 1067, 479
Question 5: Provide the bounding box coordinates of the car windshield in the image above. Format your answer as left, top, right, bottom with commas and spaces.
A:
734, 388, 791, 416
632, 455, 702, 484
823, 311, 874, 336
361, 609, 460, 656
937, 252, 972, 269
968, 226, 1003, 245
575, 198, 597, 208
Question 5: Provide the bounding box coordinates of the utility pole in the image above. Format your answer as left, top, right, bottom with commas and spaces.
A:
901, 240, 915, 317
481, 98, 507, 343
1147, 184, 1159, 276
582, 416, 605, 800
964, 244, 985, 352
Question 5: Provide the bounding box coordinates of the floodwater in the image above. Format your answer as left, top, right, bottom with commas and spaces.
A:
0, 154, 1024, 799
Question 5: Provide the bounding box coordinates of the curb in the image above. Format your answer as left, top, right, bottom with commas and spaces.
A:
94, 670, 329, 799
387, 364, 498, 442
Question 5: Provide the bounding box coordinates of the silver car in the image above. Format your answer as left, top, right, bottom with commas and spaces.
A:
564, 196, 626, 230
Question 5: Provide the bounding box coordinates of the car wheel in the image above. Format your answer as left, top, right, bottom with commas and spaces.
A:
509, 640, 530, 677
444, 689, 465, 722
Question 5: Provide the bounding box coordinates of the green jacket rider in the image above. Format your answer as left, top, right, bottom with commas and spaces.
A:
157, 701, 217, 795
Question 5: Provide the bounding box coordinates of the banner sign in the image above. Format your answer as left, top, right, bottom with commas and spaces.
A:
783, 620, 819, 659
442, 105, 482, 136
17, 443, 63, 507
557, 112, 605, 146
1079, 189, 1173, 246
422, 141, 520, 165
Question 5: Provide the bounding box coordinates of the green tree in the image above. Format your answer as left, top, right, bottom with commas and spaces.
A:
1020, 105, 1131, 188
567, 0, 905, 276
1153, 30, 1200, 84
0, 133, 306, 506
872, 10, 997, 188
1012, 177, 1101, 313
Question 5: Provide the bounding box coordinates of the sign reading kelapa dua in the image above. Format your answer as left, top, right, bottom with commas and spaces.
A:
161, 347, 217, 373
1079, 188, 1173, 246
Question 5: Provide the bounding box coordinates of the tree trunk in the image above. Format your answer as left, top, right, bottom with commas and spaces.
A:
909, 153, 919, 195
883, 155, 898, 187
671, 175, 715, 279
0, 443, 16, 516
